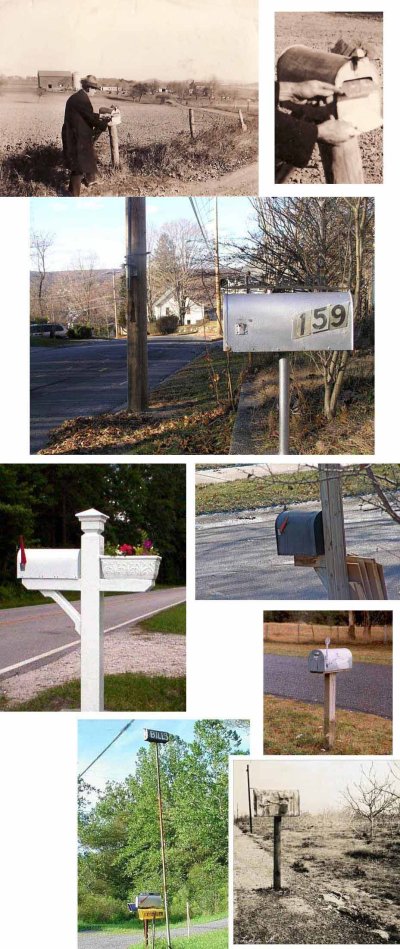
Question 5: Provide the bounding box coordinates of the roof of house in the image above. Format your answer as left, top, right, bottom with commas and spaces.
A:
153, 288, 204, 308
38, 70, 72, 78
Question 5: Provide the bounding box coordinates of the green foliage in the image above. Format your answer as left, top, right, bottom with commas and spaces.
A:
156, 315, 179, 335
78, 722, 243, 923
4, 673, 186, 712
141, 603, 186, 635
67, 325, 93, 339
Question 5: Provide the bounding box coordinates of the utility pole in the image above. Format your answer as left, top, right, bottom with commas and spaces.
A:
246, 764, 253, 833
112, 270, 118, 339
155, 741, 172, 949
214, 198, 222, 334
126, 197, 148, 412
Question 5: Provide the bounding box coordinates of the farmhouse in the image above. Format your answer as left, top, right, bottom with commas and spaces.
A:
153, 288, 215, 325
37, 71, 74, 91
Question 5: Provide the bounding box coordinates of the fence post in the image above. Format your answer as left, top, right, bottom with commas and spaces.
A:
189, 108, 196, 138
76, 508, 109, 712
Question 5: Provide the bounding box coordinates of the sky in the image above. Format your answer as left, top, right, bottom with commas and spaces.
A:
30, 196, 256, 271
233, 758, 399, 816
78, 718, 250, 794
0, 0, 258, 83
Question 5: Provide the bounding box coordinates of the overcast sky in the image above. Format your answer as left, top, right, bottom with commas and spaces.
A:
30, 196, 256, 271
0, 0, 258, 82
233, 758, 398, 816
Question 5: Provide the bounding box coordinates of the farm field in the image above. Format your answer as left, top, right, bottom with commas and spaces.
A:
264, 622, 392, 647
0, 86, 258, 195
234, 817, 400, 944
275, 12, 383, 184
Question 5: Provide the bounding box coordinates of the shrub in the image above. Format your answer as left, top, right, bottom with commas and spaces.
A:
78, 893, 127, 924
67, 325, 93, 339
156, 314, 179, 335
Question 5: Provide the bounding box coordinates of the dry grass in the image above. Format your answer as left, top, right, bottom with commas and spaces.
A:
263, 694, 392, 755
264, 641, 392, 666
264, 621, 392, 647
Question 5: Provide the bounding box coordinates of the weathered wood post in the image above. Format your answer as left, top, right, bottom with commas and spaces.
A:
77, 508, 109, 712
324, 671, 337, 750
189, 108, 196, 138
318, 464, 350, 598
273, 816, 282, 890
318, 139, 364, 184
109, 123, 120, 168
246, 764, 253, 833
238, 108, 247, 131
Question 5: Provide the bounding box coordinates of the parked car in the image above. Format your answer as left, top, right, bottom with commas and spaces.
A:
30, 322, 68, 338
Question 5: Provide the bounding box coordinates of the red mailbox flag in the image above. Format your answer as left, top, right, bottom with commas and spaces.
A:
19, 536, 27, 566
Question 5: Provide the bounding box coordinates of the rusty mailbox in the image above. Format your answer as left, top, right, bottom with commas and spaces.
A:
277, 44, 382, 133
275, 510, 325, 558
253, 789, 300, 818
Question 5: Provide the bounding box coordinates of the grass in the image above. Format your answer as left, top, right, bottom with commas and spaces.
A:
78, 913, 227, 933
40, 349, 247, 455
141, 602, 186, 635
264, 695, 392, 755
128, 932, 227, 949
196, 463, 399, 515
0, 581, 183, 610
1, 673, 186, 712
264, 641, 392, 665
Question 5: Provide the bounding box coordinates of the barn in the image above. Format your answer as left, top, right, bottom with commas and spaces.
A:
37, 71, 73, 91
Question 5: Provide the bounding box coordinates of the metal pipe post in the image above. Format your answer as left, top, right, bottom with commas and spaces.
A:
279, 353, 290, 455
155, 742, 172, 949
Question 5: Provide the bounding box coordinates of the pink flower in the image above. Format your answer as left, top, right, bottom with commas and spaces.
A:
143, 539, 153, 550
119, 543, 134, 556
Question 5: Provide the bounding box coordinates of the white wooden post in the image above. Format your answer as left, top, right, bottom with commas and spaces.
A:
76, 508, 109, 712
324, 673, 337, 750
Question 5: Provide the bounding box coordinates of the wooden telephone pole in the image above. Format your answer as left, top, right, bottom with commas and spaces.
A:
214, 198, 222, 333
126, 198, 148, 412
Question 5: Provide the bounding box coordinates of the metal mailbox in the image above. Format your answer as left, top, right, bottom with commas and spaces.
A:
253, 789, 300, 818
308, 647, 353, 673
223, 291, 353, 353
277, 45, 382, 133
135, 893, 163, 910
275, 510, 324, 557
17, 548, 81, 580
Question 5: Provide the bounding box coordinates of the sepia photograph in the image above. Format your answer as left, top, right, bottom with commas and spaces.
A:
29, 195, 374, 455
275, 11, 383, 184
0, 0, 258, 197
263, 610, 393, 755
233, 758, 400, 944
196, 463, 400, 600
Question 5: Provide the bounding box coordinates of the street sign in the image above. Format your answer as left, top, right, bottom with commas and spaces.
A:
138, 909, 165, 921
144, 728, 170, 743
223, 291, 353, 353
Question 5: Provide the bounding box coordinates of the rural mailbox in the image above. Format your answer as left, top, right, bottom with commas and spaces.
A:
136, 894, 163, 910
223, 291, 353, 353
275, 510, 325, 557
277, 45, 382, 133
308, 647, 353, 674
253, 789, 300, 818
17, 548, 80, 580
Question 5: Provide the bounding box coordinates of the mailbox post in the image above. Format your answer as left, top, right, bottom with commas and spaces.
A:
308, 640, 353, 749
16, 509, 161, 713
144, 729, 172, 949
253, 789, 300, 890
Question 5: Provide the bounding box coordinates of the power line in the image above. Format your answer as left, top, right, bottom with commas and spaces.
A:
78, 720, 134, 779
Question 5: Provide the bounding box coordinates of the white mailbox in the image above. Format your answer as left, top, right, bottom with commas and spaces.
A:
223, 291, 353, 353
17, 548, 81, 582
308, 647, 353, 674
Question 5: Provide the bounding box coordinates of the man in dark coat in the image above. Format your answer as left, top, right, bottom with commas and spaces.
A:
62, 75, 110, 196
275, 79, 356, 180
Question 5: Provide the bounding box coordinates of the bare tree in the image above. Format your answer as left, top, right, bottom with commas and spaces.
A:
343, 765, 396, 839
150, 219, 206, 325
30, 229, 55, 321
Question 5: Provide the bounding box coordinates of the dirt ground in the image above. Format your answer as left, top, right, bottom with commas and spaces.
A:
0, 625, 185, 705
234, 818, 400, 944
275, 12, 383, 184
264, 623, 392, 645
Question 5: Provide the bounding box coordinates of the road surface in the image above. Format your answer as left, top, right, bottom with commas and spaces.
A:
31, 337, 216, 452
196, 496, 400, 599
78, 918, 228, 949
0, 587, 185, 677
264, 654, 392, 718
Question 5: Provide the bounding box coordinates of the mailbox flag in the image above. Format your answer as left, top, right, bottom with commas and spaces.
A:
19, 536, 27, 567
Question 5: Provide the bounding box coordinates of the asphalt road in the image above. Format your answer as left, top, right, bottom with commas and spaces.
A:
196, 497, 400, 599
78, 919, 228, 949
264, 654, 392, 718
0, 587, 185, 677
30, 337, 214, 452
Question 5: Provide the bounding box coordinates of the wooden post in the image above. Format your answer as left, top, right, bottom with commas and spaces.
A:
318, 138, 364, 184
144, 919, 149, 947
273, 816, 282, 890
76, 508, 109, 712
126, 198, 148, 413
238, 108, 247, 131
188, 108, 195, 138
186, 901, 190, 937
324, 672, 337, 749
318, 464, 350, 599
108, 123, 120, 168
214, 198, 222, 334
246, 764, 253, 833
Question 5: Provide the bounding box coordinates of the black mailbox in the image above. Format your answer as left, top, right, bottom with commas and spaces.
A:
275, 510, 325, 557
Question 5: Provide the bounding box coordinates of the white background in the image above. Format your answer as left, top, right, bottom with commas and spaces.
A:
0, 0, 398, 947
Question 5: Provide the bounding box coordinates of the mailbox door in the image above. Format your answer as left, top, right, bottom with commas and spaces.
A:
308, 650, 325, 673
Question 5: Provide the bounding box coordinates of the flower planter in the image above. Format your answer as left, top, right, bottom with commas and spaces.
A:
100, 555, 161, 582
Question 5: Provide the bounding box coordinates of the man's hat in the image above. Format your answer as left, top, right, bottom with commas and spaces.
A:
81, 75, 102, 90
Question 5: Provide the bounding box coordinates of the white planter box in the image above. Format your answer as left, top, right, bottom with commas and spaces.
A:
100, 555, 161, 581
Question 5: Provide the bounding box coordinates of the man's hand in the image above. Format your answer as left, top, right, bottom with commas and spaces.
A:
317, 117, 357, 145
279, 80, 339, 103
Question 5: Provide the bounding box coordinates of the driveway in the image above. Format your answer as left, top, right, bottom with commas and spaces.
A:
264, 654, 392, 718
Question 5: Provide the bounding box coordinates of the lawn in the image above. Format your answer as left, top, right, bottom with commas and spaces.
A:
263, 695, 392, 755
78, 913, 227, 933
141, 602, 186, 635
1, 673, 186, 712
196, 463, 399, 515
128, 931, 227, 949
0, 582, 181, 610
264, 642, 392, 665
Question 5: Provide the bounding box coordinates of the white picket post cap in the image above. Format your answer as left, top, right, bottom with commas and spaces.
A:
76, 508, 109, 533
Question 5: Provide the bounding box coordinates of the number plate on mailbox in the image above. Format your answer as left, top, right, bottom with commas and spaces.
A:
292, 301, 350, 340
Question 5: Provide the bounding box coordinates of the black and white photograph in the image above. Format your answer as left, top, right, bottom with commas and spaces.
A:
233, 758, 400, 944
275, 11, 383, 184
0, 0, 258, 197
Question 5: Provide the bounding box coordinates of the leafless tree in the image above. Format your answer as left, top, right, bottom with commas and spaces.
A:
149, 219, 207, 325
343, 764, 396, 839
30, 229, 54, 321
